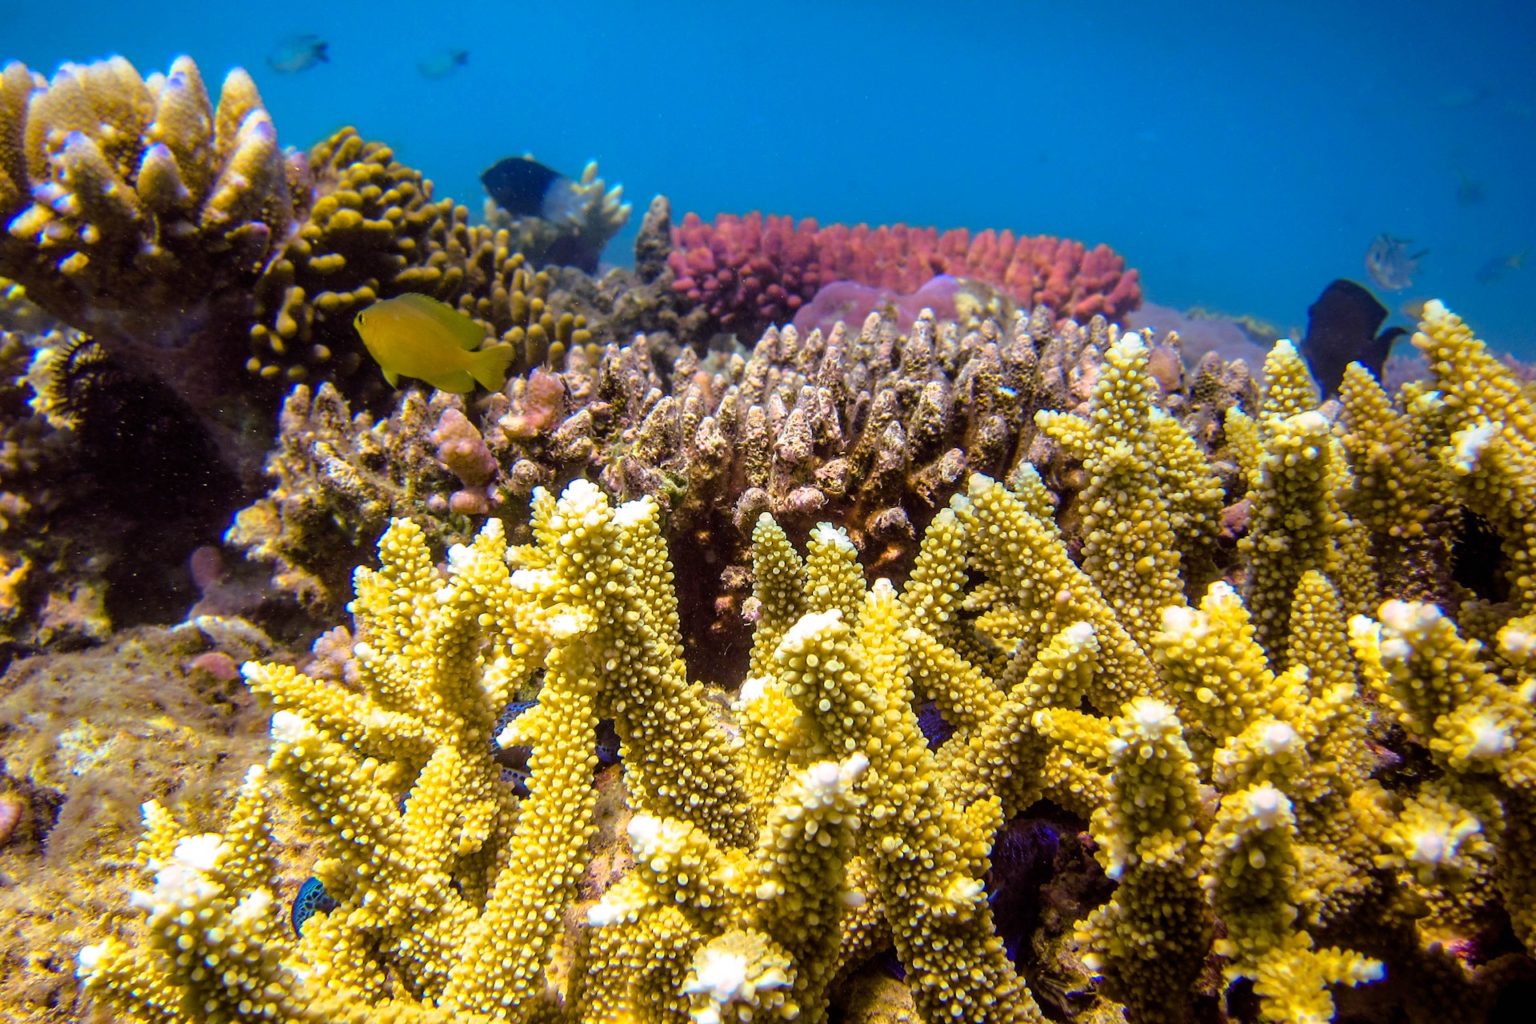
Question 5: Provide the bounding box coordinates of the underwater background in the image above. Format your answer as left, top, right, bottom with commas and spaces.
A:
4, 0, 1532, 354
10, 2, 1536, 1022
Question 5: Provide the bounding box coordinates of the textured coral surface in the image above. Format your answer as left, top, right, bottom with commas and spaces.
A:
668, 211, 1142, 342
2, 48, 1535, 1024
51, 302, 1536, 1024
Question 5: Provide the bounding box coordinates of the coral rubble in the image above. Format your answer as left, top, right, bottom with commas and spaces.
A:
0, 617, 278, 1019
77, 301, 1536, 1022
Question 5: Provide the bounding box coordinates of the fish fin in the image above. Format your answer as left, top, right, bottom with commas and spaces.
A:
383, 368, 399, 387
436, 369, 476, 394
392, 293, 486, 349
470, 343, 517, 392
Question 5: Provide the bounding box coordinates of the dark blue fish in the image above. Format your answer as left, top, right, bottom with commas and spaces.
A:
291, 876, 338, 936
266, 34, 329, 74
492, 698, 621, 796
479, 157, 593, 226
1299, 279, 1405, 397
481, 157, 569, 220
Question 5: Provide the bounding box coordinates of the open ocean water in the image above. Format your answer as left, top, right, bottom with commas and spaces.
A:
5, 0, 1532, 354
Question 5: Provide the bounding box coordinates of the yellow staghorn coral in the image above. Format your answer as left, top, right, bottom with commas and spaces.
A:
1337, 366, 1456, 602
1202, 783, 1383, 1024
1065, 697, 1213, 1022
1413, 299, 1536, 613
1035, 331, 1212, 649
77, 299, 1536, 1022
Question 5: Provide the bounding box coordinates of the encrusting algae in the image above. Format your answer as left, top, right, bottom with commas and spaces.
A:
68, 299, 1536, 1023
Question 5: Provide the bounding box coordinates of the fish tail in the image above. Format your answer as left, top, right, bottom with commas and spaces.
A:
470, 343, 517, 392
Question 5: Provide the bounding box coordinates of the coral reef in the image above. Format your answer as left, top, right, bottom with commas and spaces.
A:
76, 301, 1536, 1023
232, 305, 1192, 670
1, 57, 620, 490
668, 211, 1142, 342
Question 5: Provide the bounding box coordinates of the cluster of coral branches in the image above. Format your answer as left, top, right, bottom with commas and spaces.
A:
668, 211, 1142, 340
76, 300, 1536, 1023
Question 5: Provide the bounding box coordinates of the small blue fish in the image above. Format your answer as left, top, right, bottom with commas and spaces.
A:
1455, 171, 1486, 207
267, 34, 329, 74
290, 876, 338, 936
418, 49, 469, 80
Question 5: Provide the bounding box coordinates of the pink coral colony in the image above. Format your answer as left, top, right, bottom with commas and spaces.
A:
668, 211, 1142, 338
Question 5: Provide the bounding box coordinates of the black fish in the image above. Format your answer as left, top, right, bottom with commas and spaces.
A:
481, 156, 568, 219
1299, 279, 1406, 397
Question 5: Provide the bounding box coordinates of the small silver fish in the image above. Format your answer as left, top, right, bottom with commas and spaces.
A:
267, 34, 329, 74
1364, 234, 1427, 292
417, 49, 469, 80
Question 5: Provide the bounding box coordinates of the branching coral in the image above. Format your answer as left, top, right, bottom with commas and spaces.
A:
2, 55, 616, 489
229, 306, 1150, 667
668, 211, 1142, 342
224, 381, 462, 611
77, 301, 1536, 1023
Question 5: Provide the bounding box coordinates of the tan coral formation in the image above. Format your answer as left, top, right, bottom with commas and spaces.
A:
77, 301, 1536, 1023
0, 57, 296, 384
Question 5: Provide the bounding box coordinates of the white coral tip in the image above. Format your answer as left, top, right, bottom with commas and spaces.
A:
1243, 783, 1291, 831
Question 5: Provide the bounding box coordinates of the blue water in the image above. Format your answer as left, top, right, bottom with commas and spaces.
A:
5, 0, 1535, 354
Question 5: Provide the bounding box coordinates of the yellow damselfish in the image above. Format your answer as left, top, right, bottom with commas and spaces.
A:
354, 293, 516, 393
